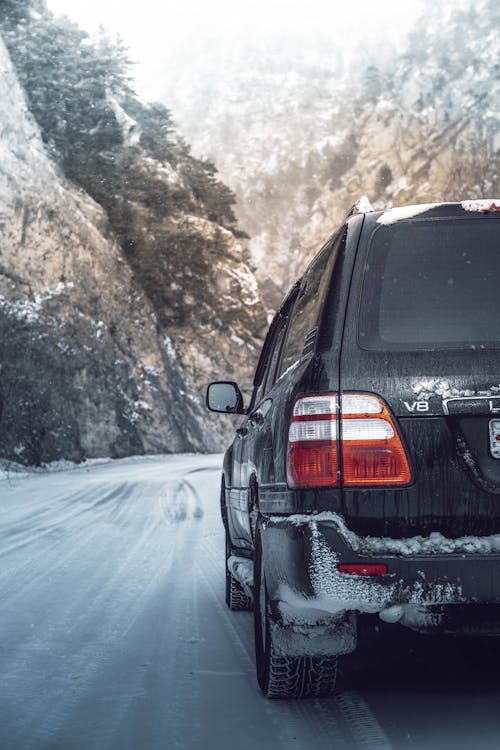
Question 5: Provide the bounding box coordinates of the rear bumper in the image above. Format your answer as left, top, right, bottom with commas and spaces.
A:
260, 512, 500, 620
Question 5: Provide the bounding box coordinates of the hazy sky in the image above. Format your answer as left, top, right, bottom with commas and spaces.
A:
46, 0, 425, 100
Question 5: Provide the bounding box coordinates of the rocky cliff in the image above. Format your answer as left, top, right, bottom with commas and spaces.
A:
0, 34, 264, 464
301, 0, 500, 254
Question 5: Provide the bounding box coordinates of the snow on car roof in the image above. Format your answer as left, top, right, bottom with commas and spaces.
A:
461, 198, 500, 212
376, 199, 500, 226
377, 202, 447, 225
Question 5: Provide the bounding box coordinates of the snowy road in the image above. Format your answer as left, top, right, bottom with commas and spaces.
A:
1, 454, 500, 750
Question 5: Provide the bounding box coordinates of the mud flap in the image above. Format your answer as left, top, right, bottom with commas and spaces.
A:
269, 610, 357, 658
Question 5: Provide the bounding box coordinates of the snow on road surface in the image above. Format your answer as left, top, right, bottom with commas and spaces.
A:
1, 454, 500, 750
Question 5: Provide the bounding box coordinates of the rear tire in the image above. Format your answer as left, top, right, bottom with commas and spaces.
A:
225, 527, 252, 611
254, 530, 338, 699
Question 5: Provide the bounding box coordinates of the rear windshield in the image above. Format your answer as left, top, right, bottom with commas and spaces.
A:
359, 217, 500, 350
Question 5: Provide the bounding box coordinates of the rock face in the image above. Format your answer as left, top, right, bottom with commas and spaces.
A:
302, 0, 500, 255
0, 36, 260, 464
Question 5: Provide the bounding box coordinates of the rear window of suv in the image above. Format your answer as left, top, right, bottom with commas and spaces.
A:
358, 217, 500, 350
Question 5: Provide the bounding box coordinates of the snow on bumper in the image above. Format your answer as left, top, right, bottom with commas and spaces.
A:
261, 513, 500, 624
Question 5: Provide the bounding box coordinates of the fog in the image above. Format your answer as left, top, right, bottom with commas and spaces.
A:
46, 0, 426, 100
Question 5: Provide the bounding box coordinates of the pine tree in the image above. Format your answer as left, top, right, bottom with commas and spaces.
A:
0, 0, 247, 334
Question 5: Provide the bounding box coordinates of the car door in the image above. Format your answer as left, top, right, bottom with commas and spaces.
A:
229, 287, 299, 549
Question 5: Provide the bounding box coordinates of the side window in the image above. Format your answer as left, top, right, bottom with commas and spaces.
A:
252, 369, 269, 410
279, 229, 344, 377
250, 313, 281, 409
262, 314, 289, 392
250, 283, 299, 409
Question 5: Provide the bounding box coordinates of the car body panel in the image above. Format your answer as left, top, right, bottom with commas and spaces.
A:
213, 199, 500, 641
261, 515, 500, 616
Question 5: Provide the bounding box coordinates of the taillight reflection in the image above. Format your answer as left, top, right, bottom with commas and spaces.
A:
337, 563, 388, 576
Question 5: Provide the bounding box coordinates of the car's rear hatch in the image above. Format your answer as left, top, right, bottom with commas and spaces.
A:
339, 202, 500, 537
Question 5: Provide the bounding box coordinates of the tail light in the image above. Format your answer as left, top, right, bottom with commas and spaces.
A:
341, 394, 412, 486
287, 392, 412, 488
337, 564, 388, 576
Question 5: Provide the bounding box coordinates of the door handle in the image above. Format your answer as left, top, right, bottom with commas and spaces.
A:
236, 426, 249, 438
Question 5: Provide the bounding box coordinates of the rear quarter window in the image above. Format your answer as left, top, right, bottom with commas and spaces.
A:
279, 229, 344, 375
358, 217, 500, 350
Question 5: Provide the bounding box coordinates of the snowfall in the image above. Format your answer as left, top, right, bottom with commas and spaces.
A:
1, 454, 500, 750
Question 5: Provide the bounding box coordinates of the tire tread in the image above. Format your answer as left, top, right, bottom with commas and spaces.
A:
266, 654, 338, 699
227, 572, 252, 611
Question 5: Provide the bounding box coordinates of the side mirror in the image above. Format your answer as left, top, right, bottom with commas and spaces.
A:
206, 381, 245, 414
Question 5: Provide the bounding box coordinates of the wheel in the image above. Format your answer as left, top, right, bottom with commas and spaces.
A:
225, 526, 252, 611
253, 530, 338, 699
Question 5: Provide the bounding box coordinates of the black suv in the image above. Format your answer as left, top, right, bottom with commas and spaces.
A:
207, 199, 500, 699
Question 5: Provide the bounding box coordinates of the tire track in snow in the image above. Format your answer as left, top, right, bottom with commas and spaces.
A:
156, 468, 216, 525
152, 545, 202, 750
73, 505, 205, 750
0, 482, 139, 566
0, 481, 154, 615
40, 466, 215, 750
334, 690, 393, 750
1, 477, 190, 749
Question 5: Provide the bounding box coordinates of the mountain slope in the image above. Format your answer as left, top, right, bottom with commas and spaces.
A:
305, 0, 500, 250
0, 35, 217, 463
0, 29, 264, 464
0, 0, 269, 465
160, 0, 500, 299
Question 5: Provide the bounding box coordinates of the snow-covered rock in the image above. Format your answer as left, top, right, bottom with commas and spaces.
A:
0, 35, 221, 463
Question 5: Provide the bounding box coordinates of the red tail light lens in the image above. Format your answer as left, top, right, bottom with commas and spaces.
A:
341, 394, 412, 486
287, 392, 412, 488
337, 564, 388, 576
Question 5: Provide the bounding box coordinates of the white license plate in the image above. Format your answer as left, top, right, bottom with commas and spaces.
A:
489, 420, 500, 459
